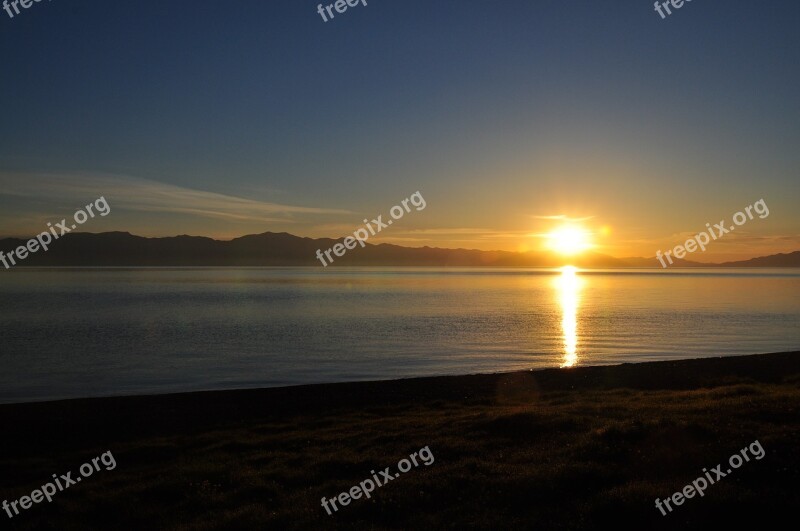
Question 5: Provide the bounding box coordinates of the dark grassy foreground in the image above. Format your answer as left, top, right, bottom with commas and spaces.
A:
1, 352, 798, 530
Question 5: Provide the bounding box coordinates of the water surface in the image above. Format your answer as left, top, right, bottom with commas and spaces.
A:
1, 267, 798, 403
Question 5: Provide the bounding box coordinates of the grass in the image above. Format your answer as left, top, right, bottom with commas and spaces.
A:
0, 352, 798, 530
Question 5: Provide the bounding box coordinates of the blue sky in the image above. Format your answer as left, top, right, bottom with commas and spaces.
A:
1, 0, 798, 260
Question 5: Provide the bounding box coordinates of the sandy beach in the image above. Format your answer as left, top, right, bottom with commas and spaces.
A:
0, 351, 798, 529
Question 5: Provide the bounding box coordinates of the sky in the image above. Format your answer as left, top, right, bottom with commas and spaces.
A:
1, 0, 799, 261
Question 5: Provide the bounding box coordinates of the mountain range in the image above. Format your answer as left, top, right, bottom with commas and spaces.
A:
1, 231, 799, 267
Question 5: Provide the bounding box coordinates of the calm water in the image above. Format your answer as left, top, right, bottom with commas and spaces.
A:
1, 267, 799, 404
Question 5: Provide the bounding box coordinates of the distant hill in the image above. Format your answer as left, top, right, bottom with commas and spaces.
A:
717, 251, 800, 267
0, 231, 798, 267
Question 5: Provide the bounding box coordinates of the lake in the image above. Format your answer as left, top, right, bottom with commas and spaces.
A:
1, 267, 798, 403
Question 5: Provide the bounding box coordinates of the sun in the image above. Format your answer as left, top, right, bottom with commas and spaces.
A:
547, 226, 593, 255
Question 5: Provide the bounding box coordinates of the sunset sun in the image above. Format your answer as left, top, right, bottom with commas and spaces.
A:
547, 226, 593, 255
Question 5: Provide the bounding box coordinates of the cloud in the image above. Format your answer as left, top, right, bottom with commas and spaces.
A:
0, 172, 349, 225
396, 228, 497, 235
530, 214, 595, 222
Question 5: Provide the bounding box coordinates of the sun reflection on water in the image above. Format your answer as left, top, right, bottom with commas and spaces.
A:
556, 266, 582, 367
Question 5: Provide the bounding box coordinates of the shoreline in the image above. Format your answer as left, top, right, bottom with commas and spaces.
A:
2, 350, 797, 408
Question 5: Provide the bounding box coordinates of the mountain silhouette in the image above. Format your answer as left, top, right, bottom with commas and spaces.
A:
1, 231, 798, 267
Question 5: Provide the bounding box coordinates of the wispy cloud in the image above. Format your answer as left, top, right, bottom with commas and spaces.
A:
395, 228, 498, 235
530, 214, 595, 222
0, 172, 349, 225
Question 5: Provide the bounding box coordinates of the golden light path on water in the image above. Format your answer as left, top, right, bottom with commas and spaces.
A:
556, 266, 582, 367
